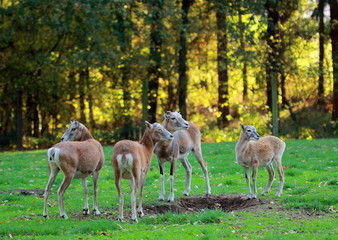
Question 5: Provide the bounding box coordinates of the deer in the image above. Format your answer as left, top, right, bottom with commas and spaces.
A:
235, 124, 285, 199
111, 121, 173, 222
43, 119, 104, 220
154, 111, 211, 202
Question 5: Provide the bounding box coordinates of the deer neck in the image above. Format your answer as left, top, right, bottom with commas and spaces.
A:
140, 128, 156, 155
80, 126, 94, 141
162, 119, 170, 131
235, 134, 250, 154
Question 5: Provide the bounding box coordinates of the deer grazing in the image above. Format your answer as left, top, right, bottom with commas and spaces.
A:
235, 124, 285, 199
111, 121, 173, 222
43, 120, 104, 219
154, 111, 211, 202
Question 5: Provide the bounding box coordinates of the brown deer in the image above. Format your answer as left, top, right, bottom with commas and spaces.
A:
43, 120, 104, 219
111, 121, 173, 222
154, 111, 211, 202
235, 124, 285, 199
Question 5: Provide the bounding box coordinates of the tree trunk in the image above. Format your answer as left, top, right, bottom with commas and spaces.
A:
167, 78, 177, 111
265, 0, 280, 135
79, 69, 87, 124
216, 3, 230, 128
86, 69, 96, 130
142, 77, 149, 124
178, 0, 193, 120
68, 70, 76, 120
117, 4, 132, 130
33, 86, 39, 137
147, 0, 163, 123
318, 0, 325, 105
16, 90, 23, 150
239, 4, 248, 102
329, 0, 338, 120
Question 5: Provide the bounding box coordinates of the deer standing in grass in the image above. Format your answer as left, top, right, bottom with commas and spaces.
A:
111, 121, 173, 222
235, 124, 285, 199
43, 120, 104, 219
154, 111, 211, 202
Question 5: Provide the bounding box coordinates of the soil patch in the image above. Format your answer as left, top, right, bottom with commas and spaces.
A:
144, 194, 264, 214
7, 189, 45, 196
71, 194, 265, 220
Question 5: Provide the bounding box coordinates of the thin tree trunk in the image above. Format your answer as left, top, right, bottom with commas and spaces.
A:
68, 70, 76, 119
16, 90, 23, 150
329, 0, 338, 120
216, 3, 230, 128
117, 4, 132, 130
178, 0, 193, 119
265, 0, 280, 135
79, 69, 87, 124
167, 78, 177, 111
86, 69, 96, 129
239, 4, 248, 102
318, 0, 325, 105
33, 86, 39, 137
142, 77, 149, 124
147, 0, 163, 123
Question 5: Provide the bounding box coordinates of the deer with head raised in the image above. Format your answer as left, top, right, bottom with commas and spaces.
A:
235, 124, 285, 199
43, 120, 104, 219
111, 121, 173, 222
154, 111, 211, 202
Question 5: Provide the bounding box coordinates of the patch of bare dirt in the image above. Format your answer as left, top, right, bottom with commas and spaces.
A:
144, 194, 264, 214
71, 194, 265, 220
6, 189, 45, 196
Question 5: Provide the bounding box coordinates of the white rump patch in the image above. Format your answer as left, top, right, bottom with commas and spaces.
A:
117, 153, 133, 170
47, 147, 60, 163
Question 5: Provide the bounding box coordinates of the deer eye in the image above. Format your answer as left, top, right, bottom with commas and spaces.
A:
71, 128, 76, 132
171, 118, 176, 120
247, 130, 251, 133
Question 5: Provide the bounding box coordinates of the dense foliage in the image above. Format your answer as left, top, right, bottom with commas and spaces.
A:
0, 0, 337, 149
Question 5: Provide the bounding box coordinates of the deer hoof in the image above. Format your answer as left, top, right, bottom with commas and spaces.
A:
118, 217, 125, 223
61, 215, 68, 220
43, 214, 48, 219
93, 209, 101, 216
131, 217, 138, 223
83, 208, 90, 215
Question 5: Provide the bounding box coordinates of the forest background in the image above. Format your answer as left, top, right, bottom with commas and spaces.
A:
0, 0, 337, 150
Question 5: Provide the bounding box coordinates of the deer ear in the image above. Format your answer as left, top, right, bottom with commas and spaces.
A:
145, 121, 153, 130
240, 124, 245, 131
164, 113, 169, 119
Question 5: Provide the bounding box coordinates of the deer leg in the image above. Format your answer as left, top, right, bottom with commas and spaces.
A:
81, 178, 90, 215
274, 156, 284, 197
130, 174, 139, 222
192, 149, 211, 196
92, 170, 100, 215
180, 157, 192, 196
244, 167, 252, 199
262, 164, 275, 196
57, 174, 73, 220
114, 172, 124, 222
168, 160, 177, 202
252, 165, 258, 199
43, 164, 59, 218
137, 171, 146, 217
158, 160, 166, 201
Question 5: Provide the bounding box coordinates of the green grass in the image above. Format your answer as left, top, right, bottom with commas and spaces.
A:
0, 139, 337, 239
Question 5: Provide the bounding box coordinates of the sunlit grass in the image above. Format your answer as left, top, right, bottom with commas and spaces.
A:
0, 139, 337, 239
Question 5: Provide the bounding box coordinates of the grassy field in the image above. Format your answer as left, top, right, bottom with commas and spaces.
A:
0, 139, 337, 239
